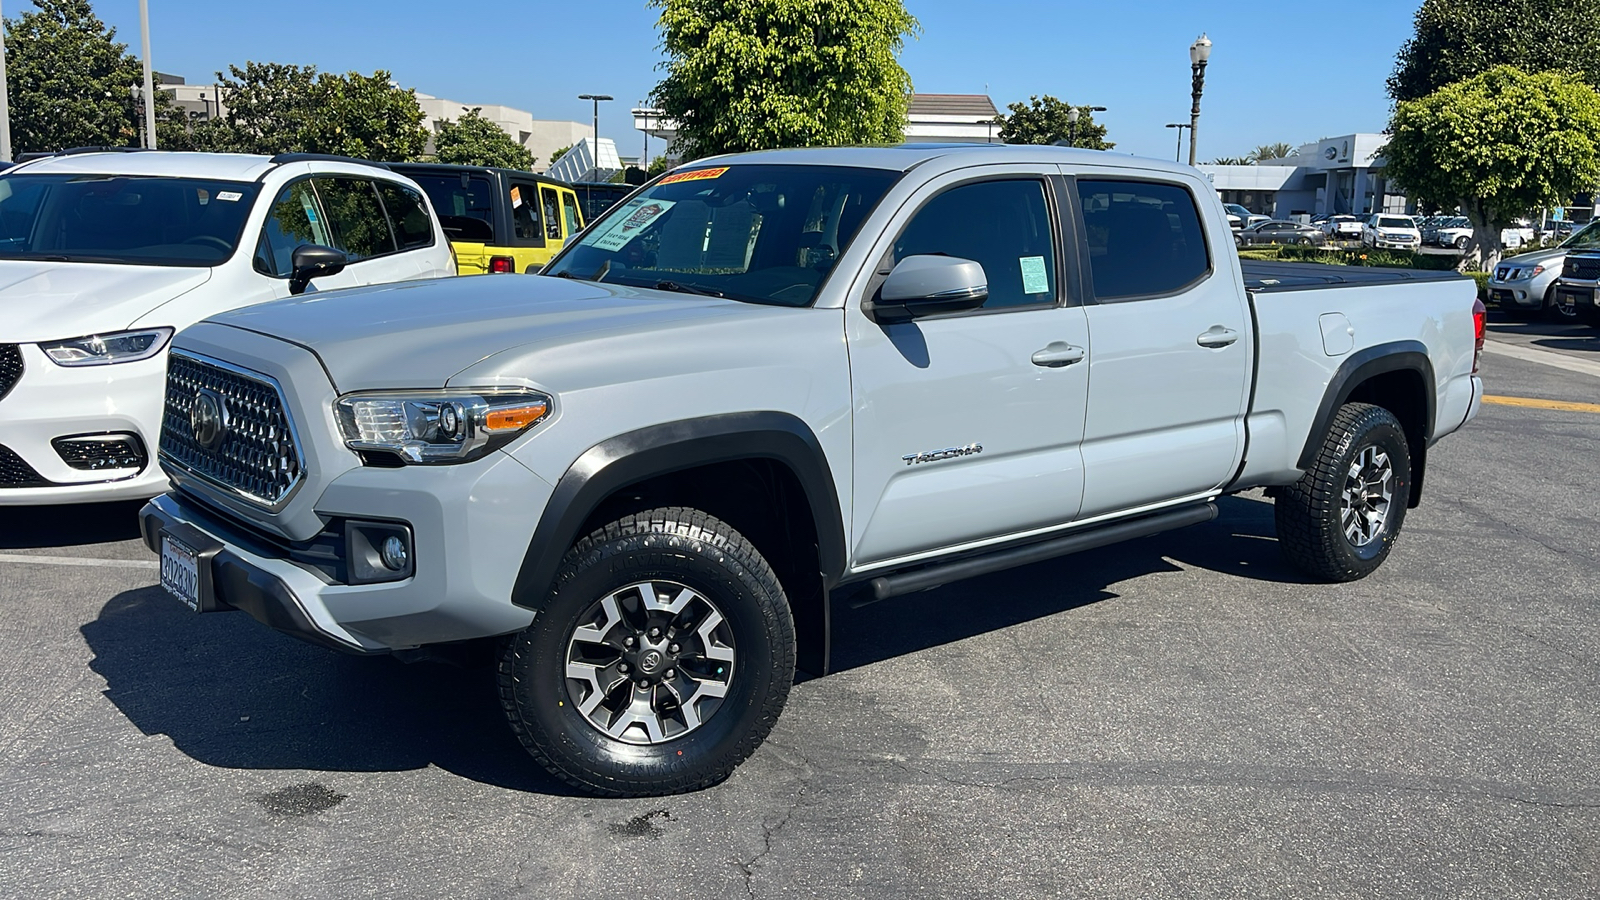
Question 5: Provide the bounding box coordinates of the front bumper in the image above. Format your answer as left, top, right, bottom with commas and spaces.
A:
1371, 238, 1420, 250
1554, 281, 1600, 317
138, 449, 554, 653
0, 344, 170, 504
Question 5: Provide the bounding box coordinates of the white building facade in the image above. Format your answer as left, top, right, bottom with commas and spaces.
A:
1198, 134, 1405, 219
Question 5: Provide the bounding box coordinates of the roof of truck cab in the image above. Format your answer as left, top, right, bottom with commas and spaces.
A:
684, 143, 1198, 176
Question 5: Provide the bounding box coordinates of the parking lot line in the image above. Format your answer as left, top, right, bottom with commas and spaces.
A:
1482, 394, 1600, 414
1483, 339, 1600, 378
0, 552, 158, 570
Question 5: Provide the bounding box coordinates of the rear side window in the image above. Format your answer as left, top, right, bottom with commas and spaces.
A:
377, 181, 435, 250
510, 183, 544, 243
409, 173, 496, 242
313, 177, 396, 261
1077, 180, 1210, 300
893, 178, 1058, 311
561, 190, 582, 236
541, 186, 561, 240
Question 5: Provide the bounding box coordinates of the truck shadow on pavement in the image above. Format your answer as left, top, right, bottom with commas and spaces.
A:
80, 494, 1303, 793
0, 500, 144, 549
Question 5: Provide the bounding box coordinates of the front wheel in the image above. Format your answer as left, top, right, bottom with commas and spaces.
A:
1454, 236, 1469, 250
1274, 403, 1411, 582
1544, 284, 1579, 323
499, 508, 795, 797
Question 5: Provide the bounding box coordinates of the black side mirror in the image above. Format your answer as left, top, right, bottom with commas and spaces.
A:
867, 255, 988, 323
525, 264, 543, 274
289, 244, 348, 295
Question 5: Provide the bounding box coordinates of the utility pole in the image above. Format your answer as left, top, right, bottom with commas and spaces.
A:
0, 0, 12, 162
139, 0, 157, 149
577, 93, 612, 177
1187, 33, 1212, 167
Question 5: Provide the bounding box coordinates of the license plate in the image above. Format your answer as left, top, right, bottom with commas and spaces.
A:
160, 535, 201, 612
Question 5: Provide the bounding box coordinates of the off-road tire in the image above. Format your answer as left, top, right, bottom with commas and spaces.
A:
498, 508, 794, 797
1275, 403, 1411, 582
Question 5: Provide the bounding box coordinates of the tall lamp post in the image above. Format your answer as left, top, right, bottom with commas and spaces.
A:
577, 94, 612, 172
1187, 33, 1211, 167
1165, 123, 1190, 162
1066, 105, 1107, 148
0, 0, 11, 161
139, 0, 157, 149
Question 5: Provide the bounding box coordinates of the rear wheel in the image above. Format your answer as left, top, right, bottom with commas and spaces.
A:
1275, 403, 1411, 582
499, 507, 795, 797
1454, 235, 1469, 250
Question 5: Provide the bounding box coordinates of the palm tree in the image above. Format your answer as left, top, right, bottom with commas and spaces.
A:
1252, 142, 1296, 160
1210, 156, 1254, 165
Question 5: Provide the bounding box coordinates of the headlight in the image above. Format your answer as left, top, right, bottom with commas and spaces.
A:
335, 389, 551, 464
1527, 265, 1545, 278
40, 327, 173, 366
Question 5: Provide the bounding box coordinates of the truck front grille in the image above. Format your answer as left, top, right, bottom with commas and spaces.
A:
1563, 256, 1600, 281
0, 345, 22, 402
158, 352, 304, 507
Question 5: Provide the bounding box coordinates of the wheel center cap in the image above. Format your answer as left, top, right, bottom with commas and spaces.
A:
637, 649, 665, 674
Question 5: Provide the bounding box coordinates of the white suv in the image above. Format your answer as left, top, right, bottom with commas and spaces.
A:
0, 150, 454, 504
1362, 214, 1421, 250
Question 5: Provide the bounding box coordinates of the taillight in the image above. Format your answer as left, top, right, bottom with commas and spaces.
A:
489, 256, 515, 274
1472, 298, 1486, 374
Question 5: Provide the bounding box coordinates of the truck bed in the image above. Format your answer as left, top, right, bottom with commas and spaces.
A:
1241, 260, 1468, 293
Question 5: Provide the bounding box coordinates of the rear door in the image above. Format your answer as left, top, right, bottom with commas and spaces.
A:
1067, 171, 1252, 519
506, 179, 548, 271
310, 175, 414, 285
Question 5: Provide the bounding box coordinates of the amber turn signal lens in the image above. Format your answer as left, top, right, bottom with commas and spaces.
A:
483, 402, 549, 432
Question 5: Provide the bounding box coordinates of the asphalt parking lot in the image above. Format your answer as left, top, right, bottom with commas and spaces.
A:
1, 318, 1597, 899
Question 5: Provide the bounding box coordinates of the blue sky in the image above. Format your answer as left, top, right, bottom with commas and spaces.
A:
86, 0, 1420, 161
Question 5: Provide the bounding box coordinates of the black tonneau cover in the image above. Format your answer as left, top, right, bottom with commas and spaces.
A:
1242, 260, 1468, 293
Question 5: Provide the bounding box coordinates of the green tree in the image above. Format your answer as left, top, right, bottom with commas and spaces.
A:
303, 70, 428, 162
3, 0, 148, 153
433, 108, 535, 169
1382, 66, 1600, 267
993, 95, 1114, 150
650, 0, 918, 159
1252, 142, 1295, 160
548, 144, 573, 165
646, 154, 672, 177
1388, 0, 1600, 103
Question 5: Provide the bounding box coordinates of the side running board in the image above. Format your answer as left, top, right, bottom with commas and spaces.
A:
865, 501, 1218, 602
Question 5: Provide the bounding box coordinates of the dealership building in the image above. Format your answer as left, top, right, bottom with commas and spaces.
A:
1197, 134, 1406, 219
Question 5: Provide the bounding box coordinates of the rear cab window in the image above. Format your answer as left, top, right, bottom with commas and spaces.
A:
408, 172, 497, 244
1076, 179, 1211, 301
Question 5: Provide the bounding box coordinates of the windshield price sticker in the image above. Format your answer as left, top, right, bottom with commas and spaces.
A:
216, 191, 243, 202
656, 167, 729, 186
583, 198, 677, 252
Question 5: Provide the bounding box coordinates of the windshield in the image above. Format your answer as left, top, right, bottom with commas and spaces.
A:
1377, 216, 1414, 229
544, 164, 900, 307
0, 174, 261, 266
1224, 204, 1249, 217
1561, 221, 1600, 250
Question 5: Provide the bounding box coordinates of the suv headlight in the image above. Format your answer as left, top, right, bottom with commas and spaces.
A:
40, 327, 174, 366
335, 389, 551, 464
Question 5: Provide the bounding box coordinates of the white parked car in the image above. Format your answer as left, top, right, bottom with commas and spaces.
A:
1436, 217, 1536, 250
1223, 203, 1270, 230
1320, 215, 1363, 241
1361, 214, 1421, 250
0, 150, 455, 504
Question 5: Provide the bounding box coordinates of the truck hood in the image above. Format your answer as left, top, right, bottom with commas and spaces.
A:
0, 260, 211, 343
206, 275, 757, 390
1499, 247, 1570, 268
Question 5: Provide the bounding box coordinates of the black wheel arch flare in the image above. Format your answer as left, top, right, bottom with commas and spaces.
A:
1297, 340, 1436, 507
509, 412, 848, 614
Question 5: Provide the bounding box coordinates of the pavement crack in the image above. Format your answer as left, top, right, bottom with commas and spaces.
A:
737, 742, 813, 900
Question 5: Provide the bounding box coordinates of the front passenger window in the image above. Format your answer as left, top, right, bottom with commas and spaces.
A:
255, 181, 329, 277
893, 179, 1058, 310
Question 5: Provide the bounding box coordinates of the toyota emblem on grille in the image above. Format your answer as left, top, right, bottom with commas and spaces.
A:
190, 389, 229, 451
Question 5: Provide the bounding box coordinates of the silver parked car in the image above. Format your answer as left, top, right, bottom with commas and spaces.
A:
1236, 220, 1327, 247
1489, 219, 1600, 320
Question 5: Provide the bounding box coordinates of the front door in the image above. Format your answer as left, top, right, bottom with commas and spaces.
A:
1069, 172, 1253, 519
847, 170, 1091, 568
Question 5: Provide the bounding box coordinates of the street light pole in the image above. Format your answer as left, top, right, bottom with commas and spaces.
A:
1187, 33, 1211, 167
1067, 105, 1107, 148
577, 93, 612, 174
1165, 123, 1189, 162
139, 0, 157, 149
0, 0, 12, 162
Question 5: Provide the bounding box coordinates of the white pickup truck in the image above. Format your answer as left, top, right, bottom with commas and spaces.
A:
139, 146, 1484, 797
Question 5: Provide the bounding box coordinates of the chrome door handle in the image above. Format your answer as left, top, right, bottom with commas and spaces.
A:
1031, 342, 1086, 367
1196, 326, 1240, 348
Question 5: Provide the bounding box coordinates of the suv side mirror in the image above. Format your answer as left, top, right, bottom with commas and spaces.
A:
289, 244, 348, 295
868, 255, 988, 323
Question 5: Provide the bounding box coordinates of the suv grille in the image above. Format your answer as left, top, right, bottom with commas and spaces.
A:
1564, 256, 1600, 281
0, 345, 21, 402
0, 444, 49, 488
159, 353, 304, 507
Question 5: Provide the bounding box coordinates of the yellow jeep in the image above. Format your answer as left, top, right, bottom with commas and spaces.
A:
389, 163, 584, 274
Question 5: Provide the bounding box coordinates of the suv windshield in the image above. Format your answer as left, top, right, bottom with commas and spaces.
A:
1562, 221, 1600, 250
544, 164, 900, 307
1377, 216, 1414, 229
0, 174, 261, 266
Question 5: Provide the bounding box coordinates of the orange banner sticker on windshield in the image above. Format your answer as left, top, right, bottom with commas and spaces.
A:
657, 166, 729, 186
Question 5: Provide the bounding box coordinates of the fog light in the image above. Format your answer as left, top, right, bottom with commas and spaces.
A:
380, 535, 409, 571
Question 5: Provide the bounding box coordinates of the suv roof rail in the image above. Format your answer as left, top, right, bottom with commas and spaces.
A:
13, 146, 149, 163
269, 152, 390, 169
